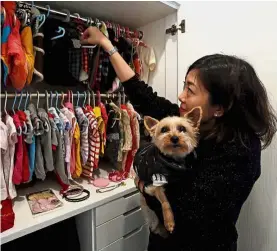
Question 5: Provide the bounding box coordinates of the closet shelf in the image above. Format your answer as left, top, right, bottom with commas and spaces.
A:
0, 177, 136, 245
39, 1, 180, 28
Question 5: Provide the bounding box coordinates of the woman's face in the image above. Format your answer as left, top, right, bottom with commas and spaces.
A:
178, 69, 221, 122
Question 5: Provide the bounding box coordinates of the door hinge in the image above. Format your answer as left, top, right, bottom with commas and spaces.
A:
165, 19, 185, 36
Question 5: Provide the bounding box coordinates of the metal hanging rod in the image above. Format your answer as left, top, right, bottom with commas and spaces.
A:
0, 92, 123, 99
19, 1, 140, 37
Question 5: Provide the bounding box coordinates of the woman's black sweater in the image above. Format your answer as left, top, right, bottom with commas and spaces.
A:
122, 76, 261, 251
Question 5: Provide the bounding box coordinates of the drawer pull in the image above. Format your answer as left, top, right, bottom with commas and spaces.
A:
123, 190, 139, 198
123, 206, 141, 216
124, 225, 144, 239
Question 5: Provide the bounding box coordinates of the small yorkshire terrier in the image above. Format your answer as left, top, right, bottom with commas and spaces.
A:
133, 107, 202, 237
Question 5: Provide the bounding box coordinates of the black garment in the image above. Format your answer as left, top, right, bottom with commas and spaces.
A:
43, 19, 87, 87
133, 143, 191, 186
122, 76, 261, 251
103, 103, 120, 168
101, 29, 137, 92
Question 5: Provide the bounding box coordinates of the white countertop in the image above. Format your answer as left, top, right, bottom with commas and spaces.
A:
1, 176, 136, 245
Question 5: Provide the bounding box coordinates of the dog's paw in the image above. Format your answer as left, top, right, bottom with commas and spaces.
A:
162, 208, 175, 233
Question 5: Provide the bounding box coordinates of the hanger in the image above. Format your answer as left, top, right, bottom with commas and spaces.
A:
24, 92, 29, 111
55, 91, 61, 113
76, 91, 80, 107
61, 9, 70, 23
51, 26, 65, 40
45, 90, 49, 110
1, 6, 6, 25
50, 91, 53, 108
82, 91, 87, 108
4, 91, 8, 115
91, 91, 96, 107
18, 91, 24, 111
12, 92, 17, 115
36, 91, 40, 109
18, 92, 28, 134
70, 90, 74, 105
66, 90, 70, 103
61, 92, 65, 108
45, 5, 50, 18
87, 91, 91, 106
21, 9, 28, 27
106, 93, 111, 104
37, 14, 46, 30
12, 92, 22, 135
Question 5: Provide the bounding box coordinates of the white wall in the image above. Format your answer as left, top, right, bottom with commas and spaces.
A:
177, 1, 277, 251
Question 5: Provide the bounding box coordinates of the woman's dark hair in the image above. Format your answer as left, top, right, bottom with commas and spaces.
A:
187, 54, 277, 149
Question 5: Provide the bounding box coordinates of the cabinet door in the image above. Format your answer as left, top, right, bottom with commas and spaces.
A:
139, 10, 179, 103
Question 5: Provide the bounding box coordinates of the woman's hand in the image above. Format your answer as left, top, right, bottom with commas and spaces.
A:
80, 26, 110, 49
81, 26, 135, 82
135, 177, 145, 193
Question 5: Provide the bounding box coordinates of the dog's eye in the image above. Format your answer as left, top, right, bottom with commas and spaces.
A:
178, 125, 186, 133
161, 126, 169, 133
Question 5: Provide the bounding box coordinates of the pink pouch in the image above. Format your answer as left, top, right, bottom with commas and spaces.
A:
92, 178, 110, 188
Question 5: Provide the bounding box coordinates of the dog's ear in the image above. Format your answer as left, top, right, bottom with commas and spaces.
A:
144, 116, 159, 136
184, 106, 202, 128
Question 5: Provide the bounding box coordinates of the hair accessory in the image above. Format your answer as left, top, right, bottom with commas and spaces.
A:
62, 189, 90, 202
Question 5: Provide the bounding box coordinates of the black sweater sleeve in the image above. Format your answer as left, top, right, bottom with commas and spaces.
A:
122, 75, 179, 120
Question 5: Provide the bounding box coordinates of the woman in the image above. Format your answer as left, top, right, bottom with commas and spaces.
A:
81, 27, 277, 251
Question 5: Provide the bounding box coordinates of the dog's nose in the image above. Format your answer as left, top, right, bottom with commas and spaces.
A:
170, 136, 179, 144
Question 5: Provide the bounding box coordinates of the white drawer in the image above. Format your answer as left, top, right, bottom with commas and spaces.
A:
96, 207, 145, 251
123, 224, 149, 251
99, 224, 149, 251
96, 191, 140, 226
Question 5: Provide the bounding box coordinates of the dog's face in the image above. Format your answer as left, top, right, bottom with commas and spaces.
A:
144, 107, 202, 158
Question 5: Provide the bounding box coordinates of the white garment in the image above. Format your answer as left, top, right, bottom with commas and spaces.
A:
137, 46, 156, 83
4, 115, 18, 199
0, 120, 8, 200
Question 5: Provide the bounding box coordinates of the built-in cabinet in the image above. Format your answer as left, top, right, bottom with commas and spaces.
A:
76, 190, 149, 251
1, 1, 186, 250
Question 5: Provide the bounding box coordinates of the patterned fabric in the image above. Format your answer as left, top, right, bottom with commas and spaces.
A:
87, 48, 94, 74
83, 105, 100, 179
75, 107, 89, 165
82, 48, 89, 73
93, 107, 105, 156
68, 48, 82, 80
101, 50, 109, 80
16, 1, 32, 26
94, 50, 103, 90
1, 2, 28, 90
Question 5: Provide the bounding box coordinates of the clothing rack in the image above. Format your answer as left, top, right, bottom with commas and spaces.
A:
0, 92, 124, 99
20, 1, 141, 38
